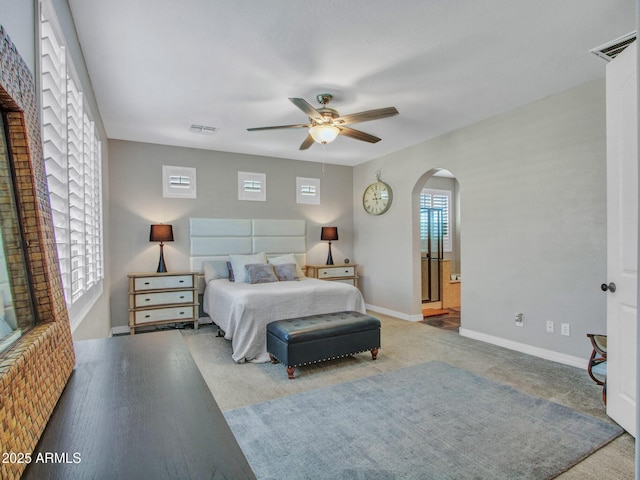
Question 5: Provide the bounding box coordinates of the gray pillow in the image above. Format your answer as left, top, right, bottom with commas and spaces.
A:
245, 263, 279, 284
226, 261, 234, 282
274, 263, 299, 281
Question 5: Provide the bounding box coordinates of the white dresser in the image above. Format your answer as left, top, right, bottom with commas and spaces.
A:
128, 271, 199, 335
305, 264, 358, 287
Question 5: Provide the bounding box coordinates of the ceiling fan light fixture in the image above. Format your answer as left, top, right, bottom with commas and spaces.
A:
309, 125, 340, 144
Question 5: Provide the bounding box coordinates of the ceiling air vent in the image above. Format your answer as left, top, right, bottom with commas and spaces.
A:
590, 32, 636, 61
189, 124, 218, 134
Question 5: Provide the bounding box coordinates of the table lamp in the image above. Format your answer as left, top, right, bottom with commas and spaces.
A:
150, 224, 174, 272
321, 226, 338, 265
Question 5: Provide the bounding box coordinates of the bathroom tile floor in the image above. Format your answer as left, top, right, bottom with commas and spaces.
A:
421, 307, 461, 331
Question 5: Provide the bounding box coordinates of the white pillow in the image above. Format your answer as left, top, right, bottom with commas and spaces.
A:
229, 252, 267, 283
268, 253, 305, 278
203, 260, 230, 283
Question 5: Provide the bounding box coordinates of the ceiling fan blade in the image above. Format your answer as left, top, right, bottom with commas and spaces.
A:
247, 123, 310, 131
339, 126, 381, 143
299, 134, 315, 150
335, 107, 399, 125
289, 98, 324, 121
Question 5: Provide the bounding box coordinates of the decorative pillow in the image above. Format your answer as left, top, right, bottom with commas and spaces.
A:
203, 260, 230, 283
245, 263, 279, 284
229, 252, 267, 283
227, 261, 235, 282
268, 253, 305, 278
273, 263, 299, 281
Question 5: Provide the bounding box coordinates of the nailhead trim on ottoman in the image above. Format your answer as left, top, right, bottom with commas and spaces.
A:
267, 311, 380, 379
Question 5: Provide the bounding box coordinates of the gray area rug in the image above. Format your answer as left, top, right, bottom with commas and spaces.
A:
224, 361, 623, 480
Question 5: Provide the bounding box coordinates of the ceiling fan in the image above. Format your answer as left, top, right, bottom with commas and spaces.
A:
247, 94, 399, 150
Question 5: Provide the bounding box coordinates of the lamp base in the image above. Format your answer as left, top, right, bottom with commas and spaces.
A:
157, 243, 168, 273
326, 242, 334, 266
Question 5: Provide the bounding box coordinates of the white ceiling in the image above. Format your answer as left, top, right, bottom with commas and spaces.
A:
67, 0, 635, 167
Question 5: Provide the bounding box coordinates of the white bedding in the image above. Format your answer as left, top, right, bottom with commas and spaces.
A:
203, 277, 366, 363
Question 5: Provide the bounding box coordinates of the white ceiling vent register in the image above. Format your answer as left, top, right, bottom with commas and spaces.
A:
189, 124, 218, 134
590, 32, 636, 61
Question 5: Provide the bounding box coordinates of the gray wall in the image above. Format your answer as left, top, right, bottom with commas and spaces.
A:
108, 140, 354, 328
354, 79, 606, 360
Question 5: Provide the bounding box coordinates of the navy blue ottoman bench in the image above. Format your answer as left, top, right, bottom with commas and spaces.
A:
266, 311, 381, 379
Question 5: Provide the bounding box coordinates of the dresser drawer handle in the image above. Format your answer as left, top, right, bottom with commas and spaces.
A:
145, 314, 151, 318
179, 311, 185, 315
144, 282, 150, 285
179, 280, 185, 283
179, 295, 185, 299
144, 298, 150, 302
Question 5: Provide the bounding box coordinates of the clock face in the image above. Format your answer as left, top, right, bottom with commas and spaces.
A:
363, 181, 393, 215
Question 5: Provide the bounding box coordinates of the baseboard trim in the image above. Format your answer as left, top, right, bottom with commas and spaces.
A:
365, 304, 423, 322
459, 328, 588, 369
110, 317, 213, 337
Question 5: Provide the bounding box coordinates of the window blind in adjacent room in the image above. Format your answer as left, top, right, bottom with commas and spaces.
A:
420, 189, 452, 252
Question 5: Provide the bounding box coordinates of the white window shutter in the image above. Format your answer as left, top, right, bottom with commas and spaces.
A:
41, 17, 71, 303
40, 1, 104, 316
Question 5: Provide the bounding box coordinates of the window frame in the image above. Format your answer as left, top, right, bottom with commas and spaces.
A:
163, 165, 197, 199
238, 171, 266, 202
296, 177, 320, 205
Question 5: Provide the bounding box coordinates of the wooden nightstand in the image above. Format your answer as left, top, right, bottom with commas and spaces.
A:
305, 264, 358, 287
128, 271, 199, 335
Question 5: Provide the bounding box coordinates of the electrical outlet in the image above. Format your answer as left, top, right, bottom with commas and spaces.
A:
546, 321, 554, 333
514, 313, 524, 327
561, 323, 570, 336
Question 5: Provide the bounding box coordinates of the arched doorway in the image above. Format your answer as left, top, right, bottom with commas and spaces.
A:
412, 168, 461, 330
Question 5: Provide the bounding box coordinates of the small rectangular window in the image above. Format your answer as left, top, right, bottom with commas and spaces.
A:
243, 180, 262, 192
296, 177, 320, 205
169, 175, 191, 188
163, 166, 196, 198
238, 172, 266, 201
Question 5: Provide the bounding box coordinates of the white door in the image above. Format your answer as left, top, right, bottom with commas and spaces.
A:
605, 41, 638, 437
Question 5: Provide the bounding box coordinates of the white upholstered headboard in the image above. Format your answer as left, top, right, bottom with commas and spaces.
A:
189, 218, 306, 273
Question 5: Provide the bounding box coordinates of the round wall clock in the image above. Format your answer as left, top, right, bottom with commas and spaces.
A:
362, 172, 393, 215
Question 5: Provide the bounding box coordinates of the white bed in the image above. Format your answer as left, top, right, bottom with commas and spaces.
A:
190, 218, 366, 363
203, 277, 365, 363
